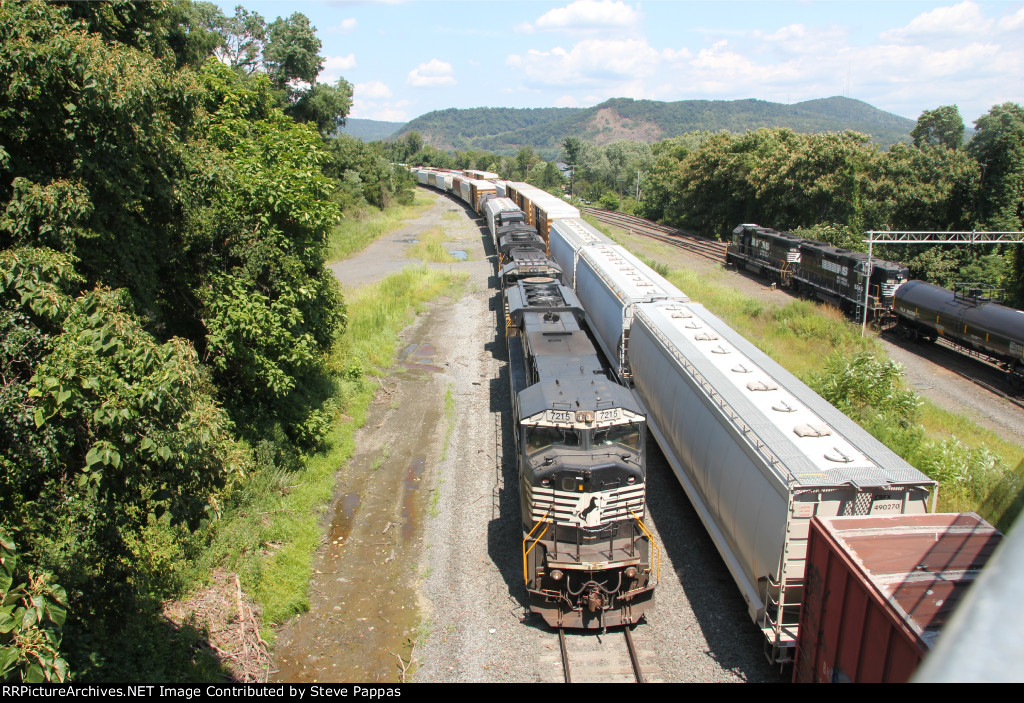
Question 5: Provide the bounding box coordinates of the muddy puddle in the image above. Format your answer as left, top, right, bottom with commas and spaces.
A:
271, 316, 448, 683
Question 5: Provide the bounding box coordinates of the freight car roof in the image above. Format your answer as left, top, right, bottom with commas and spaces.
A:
579, 244, 690, 304
813, 513, 1002, 648
633, 300, 935, 488
550, 217, 615, 248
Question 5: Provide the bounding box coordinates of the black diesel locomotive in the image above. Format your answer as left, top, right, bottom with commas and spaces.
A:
728, 223, 909, 318
481, 195, 656, 628
505, 276, 655, 628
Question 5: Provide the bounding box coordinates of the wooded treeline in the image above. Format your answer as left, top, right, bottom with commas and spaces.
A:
636, 103, 1024, 305
395, 95, 917, 156
0, 0, 410, 682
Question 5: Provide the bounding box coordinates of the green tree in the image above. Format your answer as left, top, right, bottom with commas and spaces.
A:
539, 161, 563, 190
911, 105, 965, 150
0, 529, 69, 683
515, 146, 539, 180
264, 12, 321, 89
967, 103, 1024, 304
213, 4, 266, 75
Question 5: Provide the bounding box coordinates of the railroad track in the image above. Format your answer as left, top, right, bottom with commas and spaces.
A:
545, 627, 654, 683
911, 334, 1024, 411
583, 207, 728, 263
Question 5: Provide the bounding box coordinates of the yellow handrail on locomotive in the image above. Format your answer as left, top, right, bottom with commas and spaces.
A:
522, 509, 552, 585
629, 510, 660, 585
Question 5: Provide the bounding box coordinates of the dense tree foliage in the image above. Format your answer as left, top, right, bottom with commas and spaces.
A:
911, 105, 965, 150
632, 103, 1024, 303
0, 0, 393, 680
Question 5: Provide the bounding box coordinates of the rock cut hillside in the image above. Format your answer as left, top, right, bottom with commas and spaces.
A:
395, 96, 916, 157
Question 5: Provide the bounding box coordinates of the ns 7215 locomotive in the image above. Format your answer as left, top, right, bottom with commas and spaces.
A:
505, 275, 656, 628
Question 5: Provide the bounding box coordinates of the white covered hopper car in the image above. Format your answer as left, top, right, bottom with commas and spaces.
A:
549, 219, 938, 663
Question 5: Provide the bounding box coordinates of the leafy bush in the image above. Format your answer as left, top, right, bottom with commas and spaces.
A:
1, 529, 68, 683
810, 351, 920, 426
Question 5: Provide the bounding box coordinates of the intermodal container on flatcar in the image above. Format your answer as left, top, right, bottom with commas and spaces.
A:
794, 513, 1002, 683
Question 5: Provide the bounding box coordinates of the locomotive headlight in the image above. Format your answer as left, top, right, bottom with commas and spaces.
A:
550, 569, 564, 581
575, 411, 594, 423
540, 478, 552, 487
626, 476, 636, 484
624, 567, 637, 580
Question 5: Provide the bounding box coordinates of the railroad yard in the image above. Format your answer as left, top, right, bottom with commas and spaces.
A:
271, 189, 1022, 683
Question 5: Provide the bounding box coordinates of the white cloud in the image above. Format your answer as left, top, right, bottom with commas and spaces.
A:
554, 95, 580, 107
519, 0, 642, 34
998, 7, 1024, 32
350, 97, 412, 122
356, 81, 392, 100
318, 54, 357, 84
508, 38, 662, 88
753, 23, 850, 57
882, 1, 992, 41
407, 58, 456, 88
328, 18, 357, 34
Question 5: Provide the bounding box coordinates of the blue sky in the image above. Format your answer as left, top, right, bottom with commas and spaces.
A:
216, 1, 1024, 125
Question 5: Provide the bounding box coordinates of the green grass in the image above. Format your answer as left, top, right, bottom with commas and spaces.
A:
326, 193, 434, 263
196, 265, 467, 638
408, 226, 461, 263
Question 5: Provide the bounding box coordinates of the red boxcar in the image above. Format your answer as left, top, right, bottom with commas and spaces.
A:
794, 513, 1002, 683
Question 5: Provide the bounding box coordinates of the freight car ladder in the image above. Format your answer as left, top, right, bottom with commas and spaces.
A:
759, 496, 809, 665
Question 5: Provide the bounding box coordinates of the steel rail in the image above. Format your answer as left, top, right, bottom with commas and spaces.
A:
557, 627, 646, 683
583, 208, 727, 263
624, 626, 645, 684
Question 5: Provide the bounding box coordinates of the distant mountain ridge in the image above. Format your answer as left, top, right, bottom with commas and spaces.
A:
395, 96, 916, 157
339, 117, 407, 141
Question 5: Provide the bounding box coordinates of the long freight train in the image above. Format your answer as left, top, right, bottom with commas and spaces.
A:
547, 215, 937, 663
415, 169, 939, 662
477, 184, 657, 628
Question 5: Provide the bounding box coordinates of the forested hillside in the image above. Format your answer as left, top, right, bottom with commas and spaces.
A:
340, 117, 407, 142
0, 0, 411, 682
396, 96, 916, 157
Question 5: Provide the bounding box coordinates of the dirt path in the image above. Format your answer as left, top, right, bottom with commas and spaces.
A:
271, 191, 496, 682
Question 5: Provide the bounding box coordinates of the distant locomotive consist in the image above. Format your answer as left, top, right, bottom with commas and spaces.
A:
483, 196, 562, 287
728, 223, 910, 319
894, 280, 1024, 387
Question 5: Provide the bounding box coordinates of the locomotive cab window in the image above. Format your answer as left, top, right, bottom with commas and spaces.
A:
525, 425, 581, 455
593, 422, 642, 451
